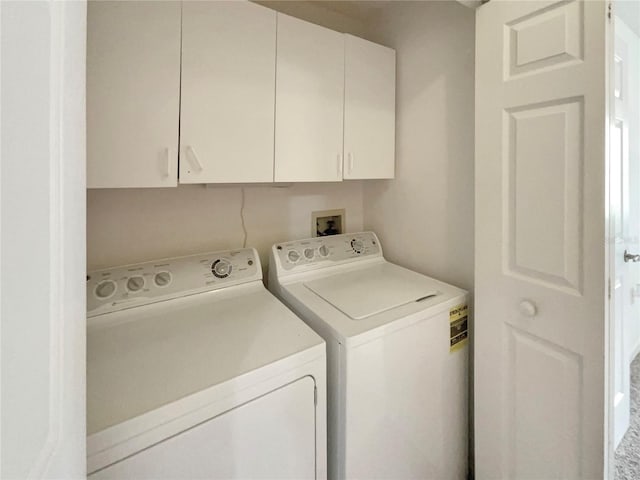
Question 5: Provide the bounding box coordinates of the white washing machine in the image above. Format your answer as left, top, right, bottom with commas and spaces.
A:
269, 232, 469, 480
86, 248, 326, 479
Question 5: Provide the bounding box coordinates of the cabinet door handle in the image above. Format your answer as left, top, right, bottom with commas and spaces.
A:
163, 147, 172, 178
348, 152, 354, 174
186, 145, 204, 172
337, 153, 343, 178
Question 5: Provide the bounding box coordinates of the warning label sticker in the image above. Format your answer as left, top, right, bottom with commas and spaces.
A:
450, 304, 468, 353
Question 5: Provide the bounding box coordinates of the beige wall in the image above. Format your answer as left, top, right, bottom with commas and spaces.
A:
87, 183, 363, 271
359, 3, 475, 472
87, 0, 476, 290
363, 1, 476, 292
255, 1, 372, 38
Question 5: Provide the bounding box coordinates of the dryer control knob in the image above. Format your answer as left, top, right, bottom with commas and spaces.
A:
127, 276, 145, 292
318, 245, 329, 257
95, 280, 117, 299
304, 248, 315, 260
287, 250, 301, 263
154, 271, 172, 287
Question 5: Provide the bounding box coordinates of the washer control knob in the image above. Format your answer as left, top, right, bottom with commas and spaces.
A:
154, 271, 172, 287
95, 280, 117, 299
351, 239, 364, 254
212, 259, 232, 279
127, 276, 145, 292
304, 248, 315, 260
287, 250, 301, 263
318, 244, 329, 257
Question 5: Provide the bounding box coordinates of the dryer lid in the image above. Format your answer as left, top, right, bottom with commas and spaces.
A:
303, 262, 440, 320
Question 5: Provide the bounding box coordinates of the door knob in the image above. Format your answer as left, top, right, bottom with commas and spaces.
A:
624, 250, 640, 263
518, 300, 537, 317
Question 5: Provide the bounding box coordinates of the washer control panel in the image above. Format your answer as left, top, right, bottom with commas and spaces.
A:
87, 248, 260, 317
274, 232, 382, 272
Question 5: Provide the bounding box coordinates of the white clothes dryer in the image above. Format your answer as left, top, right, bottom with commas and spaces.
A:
269, 232, 469, 480
86, 248, 326, 479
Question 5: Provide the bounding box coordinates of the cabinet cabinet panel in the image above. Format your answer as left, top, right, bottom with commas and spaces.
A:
87, 1, 180, 188
180, 2, 276, 184
343, 35, 396, 180
274, 14, 345, 183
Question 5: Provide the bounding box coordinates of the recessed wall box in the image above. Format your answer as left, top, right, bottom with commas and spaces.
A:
312, 209, 345, 237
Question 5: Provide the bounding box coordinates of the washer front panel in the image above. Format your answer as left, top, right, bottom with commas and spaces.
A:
274, 232, 381, 272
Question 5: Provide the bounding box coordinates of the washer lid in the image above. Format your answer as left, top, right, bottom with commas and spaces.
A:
303, 263, 440, 320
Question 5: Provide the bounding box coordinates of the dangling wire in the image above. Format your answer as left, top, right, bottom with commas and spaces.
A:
240, 187, 248, 248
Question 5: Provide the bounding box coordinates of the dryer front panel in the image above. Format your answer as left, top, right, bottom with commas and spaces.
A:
89, 377, 317, 479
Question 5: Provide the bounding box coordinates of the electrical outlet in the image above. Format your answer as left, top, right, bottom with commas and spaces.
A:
312, 209, 345, 237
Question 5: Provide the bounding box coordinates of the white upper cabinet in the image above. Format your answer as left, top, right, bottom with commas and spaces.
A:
343, 35, 396, 180
87, 2, 396, 187
274, 14, 345, 183
87, 1, 181, 188
180, 2, 277, 184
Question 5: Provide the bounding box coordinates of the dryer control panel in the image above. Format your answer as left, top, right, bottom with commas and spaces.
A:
87, 248, 261, 317
273, 232, 382, 272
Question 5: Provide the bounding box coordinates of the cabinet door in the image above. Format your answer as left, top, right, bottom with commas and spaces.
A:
180, 2, 276, 184
87, 1, 180, 188
275, 14, 344, 182
343, 35, 396, 180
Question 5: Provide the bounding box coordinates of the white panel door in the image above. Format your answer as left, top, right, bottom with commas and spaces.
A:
87, 1, 180, 188
475, 1, 607, 478
1, 0, 86, 477
180, 1, 276, 184
343, 35, 396, 180
89, 377, 316, 479
275, 14, 344, 183
611, 13, 640, 450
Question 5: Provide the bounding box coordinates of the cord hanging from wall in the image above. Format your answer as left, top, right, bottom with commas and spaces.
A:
240, 187, 248, 248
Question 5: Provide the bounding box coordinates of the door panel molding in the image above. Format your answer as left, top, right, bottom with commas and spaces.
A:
505, 0, 584, 80
506, 326, 583, 479
504, 97, 584, 294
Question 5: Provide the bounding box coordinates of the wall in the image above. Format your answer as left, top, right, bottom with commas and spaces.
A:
618, 0, 640, 36
87, 183, 363, 271
616, 14, 640, 364
87, 0, 475, 291
359, 2, 476, 473
2, 1, 87, 477
255, 0, 372, 37
87, 1, 370, 273
363, 1, 476, 292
